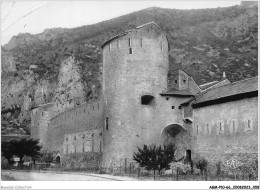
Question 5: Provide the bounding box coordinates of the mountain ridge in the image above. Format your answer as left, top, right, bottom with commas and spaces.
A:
1, 3, 258, 135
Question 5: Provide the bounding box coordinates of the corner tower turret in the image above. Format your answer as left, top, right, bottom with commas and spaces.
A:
167, 68, 201, 95
102, 22, 169, 165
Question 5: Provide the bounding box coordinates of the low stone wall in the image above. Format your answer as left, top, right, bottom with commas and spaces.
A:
62, 152, 102, 170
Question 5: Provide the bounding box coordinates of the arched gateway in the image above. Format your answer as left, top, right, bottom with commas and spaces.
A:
55, 153, 61, 165
160, 124, 192, 162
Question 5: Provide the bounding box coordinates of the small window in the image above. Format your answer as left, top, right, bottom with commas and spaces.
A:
166, 97, 169, 100
175, 80, 177, 84
234, 120, 238, 132
217, 121, 224, 134
140, 38, 143, 47
196, 125, 199, 135
106, 117, 109, 130
247, 119, 253, 131
82, 142, 85, 152
128, 38, 131, 47
183, 80, 186, 84
74, 136, 76, 140
141, 95, 155, 105
129, 48, 132, 54
230, 120, 237, 133
178, 106, 182, 109
206, 123, 211, 135
172, 106, 175, 109
220, 121, 224, 133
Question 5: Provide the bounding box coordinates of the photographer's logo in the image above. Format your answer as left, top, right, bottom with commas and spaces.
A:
223, 158, 242, 169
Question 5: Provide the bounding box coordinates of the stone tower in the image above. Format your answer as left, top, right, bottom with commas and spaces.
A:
101, 22, 169, 165
31, 103, 54, 147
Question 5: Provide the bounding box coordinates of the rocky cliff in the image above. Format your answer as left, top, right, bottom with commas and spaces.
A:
1, 3, 258, 135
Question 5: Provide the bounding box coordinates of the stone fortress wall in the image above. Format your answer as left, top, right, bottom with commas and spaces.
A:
51, 99, 104, 169
31, 98, 104, 169
46, 99, 104, 155
193, 97, 258, 168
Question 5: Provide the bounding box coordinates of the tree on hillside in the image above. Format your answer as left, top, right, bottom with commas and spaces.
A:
133, 144, 178, 180
1, 141, 14, 164
1, 138, 42, 165
23, 138, 42, 165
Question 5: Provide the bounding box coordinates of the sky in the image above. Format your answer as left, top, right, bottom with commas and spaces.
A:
1, 1, 241, 45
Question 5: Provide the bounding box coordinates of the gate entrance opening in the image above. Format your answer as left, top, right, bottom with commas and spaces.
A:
55, 155, 61, 164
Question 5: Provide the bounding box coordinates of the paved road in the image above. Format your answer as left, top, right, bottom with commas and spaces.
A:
1, 170, 135, 181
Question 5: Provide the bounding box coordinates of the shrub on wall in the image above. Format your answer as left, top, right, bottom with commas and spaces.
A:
162, 169, 175, 176
36, 149, 56, 164
238, 158, 258, 180
170, 162, 191, 175
1, 155, 9, 169
162, 162, 196, 176
193, 156, 208, 174
193, 166, 200, 175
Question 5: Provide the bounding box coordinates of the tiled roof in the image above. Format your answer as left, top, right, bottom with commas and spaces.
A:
161, 87, 194, 97
199, 81, 219, 90
168, 67, 189, 75
192, 76, 258, 105
101, 22, 166, 49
